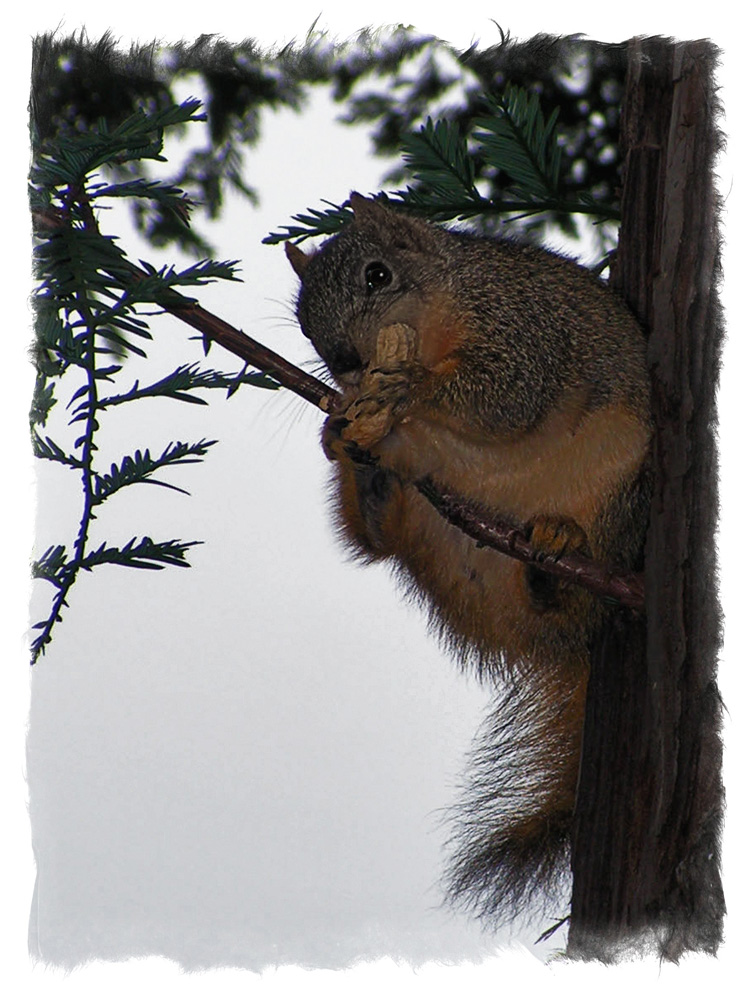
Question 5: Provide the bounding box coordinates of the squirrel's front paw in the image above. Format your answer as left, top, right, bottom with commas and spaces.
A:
336, 324, 423, 451
321, 412, 351, 462
524, 515, 591, 611
525, 515, 591, 561
339, 360, 422, 449
321, 365, 419, 458
322, 322, 424, 456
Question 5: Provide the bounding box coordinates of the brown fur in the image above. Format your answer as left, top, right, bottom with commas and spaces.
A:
288, 194, 652, 923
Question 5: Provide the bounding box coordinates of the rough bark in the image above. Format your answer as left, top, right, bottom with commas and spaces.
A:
568, 37, 725, 961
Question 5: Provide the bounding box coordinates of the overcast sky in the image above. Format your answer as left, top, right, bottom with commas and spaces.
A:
5, 4, 749, 999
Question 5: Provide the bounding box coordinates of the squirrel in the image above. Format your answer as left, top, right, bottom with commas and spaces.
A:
285, 193, 652, 925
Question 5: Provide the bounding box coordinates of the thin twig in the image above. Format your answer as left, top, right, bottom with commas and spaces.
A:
416, 479, 644, 610
122, 261, 646, 610
165, 296, 335, 410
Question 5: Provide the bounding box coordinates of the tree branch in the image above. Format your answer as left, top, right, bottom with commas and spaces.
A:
164, 295, 335, 411
415, 478, 644, 610
138, 268, 645, 611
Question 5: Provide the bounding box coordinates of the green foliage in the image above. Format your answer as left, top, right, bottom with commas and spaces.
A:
399, 117, 483, 209
264, 83, 619, 245
261, 201, 355, 245
97, 362, 275, 408
32, 29, 628, 253
473, 87, 563, 200
91, 440, 218, 502
29, 98, 278, 663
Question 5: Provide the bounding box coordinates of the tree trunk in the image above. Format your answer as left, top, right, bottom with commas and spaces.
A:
567, 37, 725, 961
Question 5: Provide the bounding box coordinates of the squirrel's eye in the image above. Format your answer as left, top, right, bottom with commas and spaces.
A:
364, 261, 392, 291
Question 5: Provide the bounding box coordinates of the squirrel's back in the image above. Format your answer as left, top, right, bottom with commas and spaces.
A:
287, 195, 651, 926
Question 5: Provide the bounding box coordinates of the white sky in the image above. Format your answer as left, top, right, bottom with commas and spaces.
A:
5, 3, 749, 998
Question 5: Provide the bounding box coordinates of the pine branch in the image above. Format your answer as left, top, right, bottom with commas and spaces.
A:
264, 189, 619, 244
92, 439, 217, 503
399, 116, 482, 203
31, 430, 86, 469
30, 536, 202, 661
29, 100, 239, 663
81, 536, 201, 571
264, 83, 620, 245
263, 200, 354, 245
136, 258, 242, 288
97, 363, 278, 408
473, 86, 563, 200
30, 375, 57, 427
32, 544, 70, 587
88, 177, 194, 222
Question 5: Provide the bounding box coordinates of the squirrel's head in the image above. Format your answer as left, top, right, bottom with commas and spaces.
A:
286, 193, 448, 386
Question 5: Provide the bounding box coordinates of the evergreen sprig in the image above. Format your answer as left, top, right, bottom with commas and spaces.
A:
29, 98, 277, 663
473, 86, 562, 201
30, 100, 206, 191
97, 362, 279, 408
264, 82, 620, 245
81, 536, 201, 571
264, 200, 355, 245
92, 440, 218, 502
399, 116, 482, 206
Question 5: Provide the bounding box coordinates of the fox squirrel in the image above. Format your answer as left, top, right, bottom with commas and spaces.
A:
285, 193, 651, 923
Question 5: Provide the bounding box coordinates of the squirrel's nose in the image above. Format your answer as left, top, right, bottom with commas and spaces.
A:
325, 343, 363, 379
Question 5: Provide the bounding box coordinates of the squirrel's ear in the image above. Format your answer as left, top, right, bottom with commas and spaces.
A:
285, 241, 312, 279
349, 190, 440, 254
349, 191, 389, 224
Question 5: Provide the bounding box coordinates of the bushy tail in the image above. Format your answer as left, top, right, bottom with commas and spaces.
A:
444, 668, 587, 926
